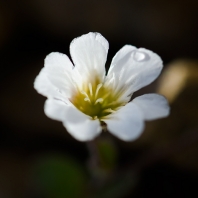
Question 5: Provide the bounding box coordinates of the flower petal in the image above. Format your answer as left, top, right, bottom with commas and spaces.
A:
34, 52, 76, 99
132, 94, 170, 121
70, 32, 109, 82
104, 102, 144, 141
107, 45, 163, 95
44, 98, 102, 141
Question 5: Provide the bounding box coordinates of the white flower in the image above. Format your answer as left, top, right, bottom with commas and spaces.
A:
34, 32, 170, 141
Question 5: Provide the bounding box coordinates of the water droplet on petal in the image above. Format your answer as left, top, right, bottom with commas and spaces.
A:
132, 50, 150, 62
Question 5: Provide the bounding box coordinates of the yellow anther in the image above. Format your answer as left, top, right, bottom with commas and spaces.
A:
95, 83, 102, 99
94, 98, 103, 105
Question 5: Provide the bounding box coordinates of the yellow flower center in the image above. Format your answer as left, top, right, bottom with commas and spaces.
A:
71, 79, 126, 120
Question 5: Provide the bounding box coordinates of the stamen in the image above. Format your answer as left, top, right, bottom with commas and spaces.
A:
94, 98, 103, 105
95, 83, 102, 99
81, 91, 91, 103
81, 90, 90, 99
84, 98, 91, 103
88, 83, 93, 96
103, 108, 116, 113
93, 116, 98, 120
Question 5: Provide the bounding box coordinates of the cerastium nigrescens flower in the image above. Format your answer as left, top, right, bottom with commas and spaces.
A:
34, 32, 170, 141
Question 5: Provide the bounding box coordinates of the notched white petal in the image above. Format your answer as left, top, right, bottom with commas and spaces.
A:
132, 94, 170, 121
107, 45, 163, 96
37, 52, 79, 98
70, 32, 109, 81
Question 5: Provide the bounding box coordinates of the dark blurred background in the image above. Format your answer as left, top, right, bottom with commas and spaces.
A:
0, 0, 198, 197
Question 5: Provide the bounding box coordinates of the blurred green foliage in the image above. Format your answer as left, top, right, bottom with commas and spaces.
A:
32, 154, 87, 198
